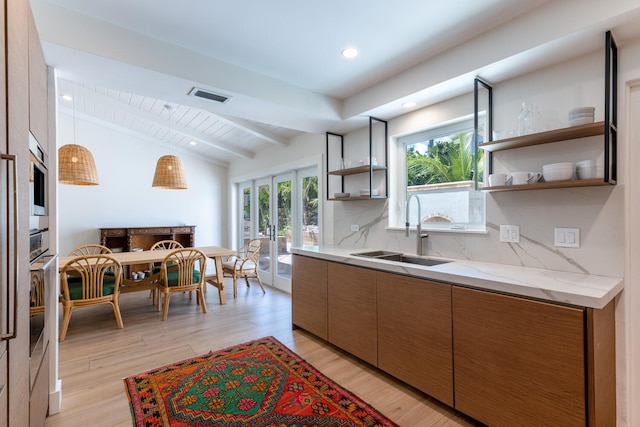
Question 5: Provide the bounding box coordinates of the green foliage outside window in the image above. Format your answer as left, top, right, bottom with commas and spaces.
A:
407, 132, 483, 186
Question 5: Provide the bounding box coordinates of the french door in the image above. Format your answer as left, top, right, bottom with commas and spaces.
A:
255, 173, 292, 292
239, 167, 319, 294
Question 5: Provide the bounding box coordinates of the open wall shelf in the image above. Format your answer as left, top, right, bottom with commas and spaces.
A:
477, 31, 617, 193
326, 117, 388, 201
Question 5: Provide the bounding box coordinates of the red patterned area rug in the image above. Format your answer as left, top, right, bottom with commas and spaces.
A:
124, 336, 398, 427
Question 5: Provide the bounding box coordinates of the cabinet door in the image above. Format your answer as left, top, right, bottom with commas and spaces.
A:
0, 348, 7, 427
28, 8, 47, 147
291, 255, 328, 340
377, 272, 453, 406
328, 262, 377, 366
452, 287, 586, 427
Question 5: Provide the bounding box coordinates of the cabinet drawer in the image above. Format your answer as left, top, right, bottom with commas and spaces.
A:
101, 228, 126, 237
133, 227, 171, 235
172, 226, 193, 234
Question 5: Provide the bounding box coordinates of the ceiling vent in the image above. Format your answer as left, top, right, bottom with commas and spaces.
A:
188, 87, 231, 104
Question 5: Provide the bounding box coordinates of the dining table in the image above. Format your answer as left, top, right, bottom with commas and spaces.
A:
58, 245, 236, 304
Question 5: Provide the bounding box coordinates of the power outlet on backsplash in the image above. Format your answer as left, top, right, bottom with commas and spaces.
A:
500, 225, 520, 243
350, 224, 359, 232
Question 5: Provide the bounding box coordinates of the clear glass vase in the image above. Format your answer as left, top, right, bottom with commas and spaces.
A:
518, 102, 541, 136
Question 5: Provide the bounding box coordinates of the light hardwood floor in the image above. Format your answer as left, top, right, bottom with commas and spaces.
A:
44, 280, 480, 427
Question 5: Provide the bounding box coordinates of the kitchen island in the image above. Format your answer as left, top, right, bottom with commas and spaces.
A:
291, 246, 622, 427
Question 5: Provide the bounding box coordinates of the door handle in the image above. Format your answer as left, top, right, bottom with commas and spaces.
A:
1, 154, 18, 341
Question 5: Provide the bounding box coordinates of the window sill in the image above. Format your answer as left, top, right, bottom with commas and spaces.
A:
386, 225, 488, 235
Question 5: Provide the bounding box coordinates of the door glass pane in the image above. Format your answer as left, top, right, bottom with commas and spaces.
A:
277, 179, 292, 279
302, 176, 318, 247
258, 183, 270, 275
242, 185, 251, 246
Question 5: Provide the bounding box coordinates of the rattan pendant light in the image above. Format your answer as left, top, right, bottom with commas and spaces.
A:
58, 144, 99, 185
58, 89, 99, 185
152, 105, 188, 189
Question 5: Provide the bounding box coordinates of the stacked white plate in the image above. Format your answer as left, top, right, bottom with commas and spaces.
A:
568, 107, 595, 126
542, 162, 574, 182
576, 159, 604, 180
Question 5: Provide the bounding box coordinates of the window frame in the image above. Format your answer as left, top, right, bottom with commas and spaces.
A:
389, 113, 487, 233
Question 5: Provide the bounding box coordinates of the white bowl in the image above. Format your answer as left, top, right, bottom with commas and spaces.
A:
543, 162, 573, 171
576, 159, 598, 168
576, 166, 604, 180
543, 169, 573, 182
568, 112, 595, 119
359, 189, 379, 196
569, 117, 595, 126
569, 106, 595, 115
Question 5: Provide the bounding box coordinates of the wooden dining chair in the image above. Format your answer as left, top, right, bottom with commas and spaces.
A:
158, 248, 207, 321
148, 240, 184, 303
150, 240, 184, 251
59, 254, 124, 341
221, 238, 265, 298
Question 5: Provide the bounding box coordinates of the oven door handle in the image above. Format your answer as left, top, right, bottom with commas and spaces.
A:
31, 254, 58, 273
1, 154, 18, 341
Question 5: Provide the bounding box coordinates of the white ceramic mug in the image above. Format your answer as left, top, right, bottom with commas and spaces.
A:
511, 171, 542, 185
488, 173, 512, 187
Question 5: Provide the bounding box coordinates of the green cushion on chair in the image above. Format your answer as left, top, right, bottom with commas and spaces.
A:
67, 276, 117, 300
162, 269, 201, 287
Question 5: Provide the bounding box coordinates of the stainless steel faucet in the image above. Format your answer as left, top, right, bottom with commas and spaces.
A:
406, 193, 429, 255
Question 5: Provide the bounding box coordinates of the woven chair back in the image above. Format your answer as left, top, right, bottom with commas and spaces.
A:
61, 255, 123, 300
68, 244, 112, 256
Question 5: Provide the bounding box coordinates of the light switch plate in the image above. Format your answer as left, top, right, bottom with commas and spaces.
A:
554, 227, 580, 248
500, 225, 520, 243
350, 224, 359, 232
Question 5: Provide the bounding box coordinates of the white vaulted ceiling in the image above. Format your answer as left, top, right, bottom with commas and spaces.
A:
31, 0, 640, 165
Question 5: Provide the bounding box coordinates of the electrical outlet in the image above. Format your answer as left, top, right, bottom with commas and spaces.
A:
500, 225, 520, 243
350, 224, 359, 232
555, 227, 580, 248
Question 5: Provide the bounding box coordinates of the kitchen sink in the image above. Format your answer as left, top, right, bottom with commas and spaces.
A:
351, 251, 451, 266
351, 250, 403, 258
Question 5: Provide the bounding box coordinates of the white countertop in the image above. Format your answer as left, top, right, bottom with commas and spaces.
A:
291, 245, 623, 309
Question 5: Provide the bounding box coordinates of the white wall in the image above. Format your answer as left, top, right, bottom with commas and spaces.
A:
56, 114, 228, 256
332, 49, 624, 278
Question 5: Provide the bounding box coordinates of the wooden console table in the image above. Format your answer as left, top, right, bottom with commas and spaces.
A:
100, 226, 196, 252
100, 226, 196, 280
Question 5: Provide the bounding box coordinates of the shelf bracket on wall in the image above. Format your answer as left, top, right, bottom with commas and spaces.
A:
474, 78, 493, 190
605, 30, 617, 184
326, 132, 344, 200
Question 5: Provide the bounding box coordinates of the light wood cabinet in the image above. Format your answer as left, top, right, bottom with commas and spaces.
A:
28, 8, 47, 148
327, 262, 377, 366
0, 349, 7, 427
291, 257, 616, 426
291, 255, 328, 340
29, 345, 49, 427
452, 286, 615, 427
4, 0, 35, 424
377, 272, 453, 406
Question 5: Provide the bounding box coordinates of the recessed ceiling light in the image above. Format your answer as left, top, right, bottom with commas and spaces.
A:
189, 140, 197, 146
402, 101, 416, 108
61, 94, 72, 101
341, 47, 359, 58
